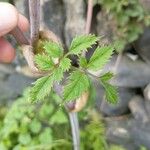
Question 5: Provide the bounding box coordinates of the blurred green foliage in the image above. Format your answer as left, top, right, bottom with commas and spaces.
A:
95, 0, 150, 51
0, 89, 71, 150
0, 88, 126, 150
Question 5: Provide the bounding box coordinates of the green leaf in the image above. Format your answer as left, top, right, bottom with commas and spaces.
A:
100, 72, 114, 81
69, 34, 99, 55
30, 75, 54, 102
60, 57, 71, 71
18, 133, 31, 145
87, 46, 114, 71
39, 128, 53, 144
34, 54, 54, 71
39, 104, 54, 119
43, 41, 63, 58
53, 68, 64, 82
79, 57, 88, 68
51, 110, 68, 124
63, 71, 90, 101
110, 145, 126, 150
101, 81, 118, 104
29, 119, 41, 134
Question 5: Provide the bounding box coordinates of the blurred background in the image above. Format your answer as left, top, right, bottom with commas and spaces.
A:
0, 0, 150, 150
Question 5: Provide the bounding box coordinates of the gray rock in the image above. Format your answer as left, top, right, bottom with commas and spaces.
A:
96, 10, 116, 44
100, 88, 135, 116
63, 0, 86, 47
93, 80, 105, 109
144, 84, 150, 101
129, 96, 149, 123
106, 118, 138, 150
14, 0, 29, 18
0, 73, 34, 102
106, 119, 131, 144
134, 28, 150, 64
0, 64, 15, 75
42, 0, 65, 41
130, 121, 150, 149
144, 100, 150, 117
104, 55, 150, 88
15, 0, 65, 42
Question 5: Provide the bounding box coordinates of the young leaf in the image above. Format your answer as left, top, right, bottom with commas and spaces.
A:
43, 41, 63, 58
59, 57, 71, 71
30, 75, 54, 102
69, 34, 99, 55
34, 54, 54, 71
87, 46, 114, 71
101, 81, 118, 104
53, 68, 64, 82
100, 72, 114, 81
79, 57, 88, 68
63, 71, 90, 101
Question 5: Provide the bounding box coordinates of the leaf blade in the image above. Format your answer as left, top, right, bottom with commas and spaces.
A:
101, 81, 118, 104
34, 54, 54, 71
43, 41, 63, 58
100, 72, 114, 81
69, 34, 99, 55
87, 46, 114, 71
63, 71, 90, 101
79, 57, 88, 68
59, 57, 71, 71
30, 75, 54, 102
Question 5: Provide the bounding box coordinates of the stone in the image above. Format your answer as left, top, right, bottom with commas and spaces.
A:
103, 55, 150, 88
96, 10, 116, 45
0, 64, 15, 75
14, 0, 29, 18
0, 73, 34, 102
15, 0, 65, 42
100, 88, 135, 116
130, 121, 150, 149
106, 118, 138, 150
129, 96, 149, 123
144, 100, 150, 117
93, 80, 105, 109
42, 0, 65, 41
144, 84, 150, 101
134, 27, 150, 64
63, 0, 86, 47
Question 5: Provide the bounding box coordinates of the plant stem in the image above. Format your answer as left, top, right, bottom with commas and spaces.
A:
53, 84, 80, 150
113, 52, 122, 74
28, 0, 40, 48
85, 0, 93, 34
11, 26, 29, 45
82, 0, 93, 57
69, 112, 80, 150
71, 65, 100, 80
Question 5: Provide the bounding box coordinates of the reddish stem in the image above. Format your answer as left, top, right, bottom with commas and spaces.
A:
28, 0, 40, 47
11, 26, 29, 45
85, 0, 93, 34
